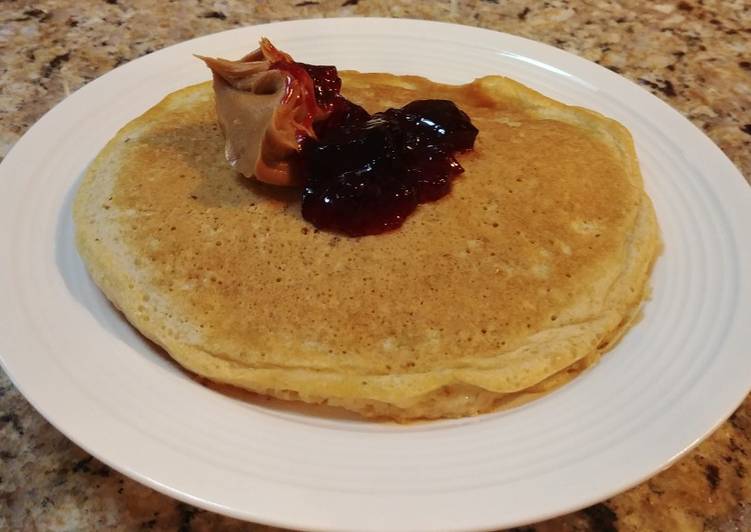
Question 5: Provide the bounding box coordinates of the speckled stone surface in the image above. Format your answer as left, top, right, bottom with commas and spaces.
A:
1, 1, 749, 530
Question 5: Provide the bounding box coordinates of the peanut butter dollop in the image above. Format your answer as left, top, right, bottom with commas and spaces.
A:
197, 39, 327, 186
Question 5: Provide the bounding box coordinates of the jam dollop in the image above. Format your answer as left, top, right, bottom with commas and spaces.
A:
282, 59, 478, 236
300, 98, 477, 236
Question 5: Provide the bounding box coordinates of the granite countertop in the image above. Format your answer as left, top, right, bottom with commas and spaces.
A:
1, 1, 749, 530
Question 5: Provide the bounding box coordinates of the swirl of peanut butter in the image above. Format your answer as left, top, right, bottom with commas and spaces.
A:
197, 39, 328, 186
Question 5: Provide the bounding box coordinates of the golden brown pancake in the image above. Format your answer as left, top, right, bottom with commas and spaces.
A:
73, 72, 659, 420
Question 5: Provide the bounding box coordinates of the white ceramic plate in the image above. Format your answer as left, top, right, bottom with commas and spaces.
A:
1, 18, 750, 532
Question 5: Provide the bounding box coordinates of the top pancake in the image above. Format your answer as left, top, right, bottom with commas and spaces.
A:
74, 71, 659, 418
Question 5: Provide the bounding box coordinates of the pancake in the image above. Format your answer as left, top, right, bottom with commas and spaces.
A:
73, 71, 659, 420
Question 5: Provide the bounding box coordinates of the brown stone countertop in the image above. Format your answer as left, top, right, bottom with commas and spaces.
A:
1, 1, 749, 530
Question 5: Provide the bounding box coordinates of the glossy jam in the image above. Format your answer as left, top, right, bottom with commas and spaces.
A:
290, 63, 478, 236
299, 63, 341, 106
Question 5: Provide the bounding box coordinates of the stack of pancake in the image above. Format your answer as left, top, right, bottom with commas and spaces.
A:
74, 71, 659, 420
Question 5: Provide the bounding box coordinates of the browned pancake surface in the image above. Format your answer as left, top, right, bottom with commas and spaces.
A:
74, 72, 658, 418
